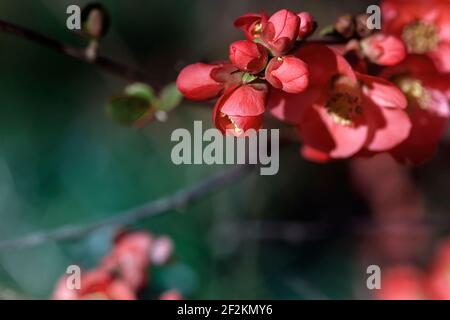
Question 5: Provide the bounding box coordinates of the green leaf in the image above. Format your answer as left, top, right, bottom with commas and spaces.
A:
106, 95, 152, 127
157, 83, 183, 112
242, 73, 258, 84
125, 83, 156, 104
320, 25, 335, 36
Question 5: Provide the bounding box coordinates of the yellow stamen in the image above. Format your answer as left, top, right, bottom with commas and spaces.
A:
402, 21, 439, 54
252, 23, 263, 38
395, 76, 430, 110
325, 76, 362, 126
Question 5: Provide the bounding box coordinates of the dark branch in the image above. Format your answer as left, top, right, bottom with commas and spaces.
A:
0, 19, 152, 83
0, 165, 253, 250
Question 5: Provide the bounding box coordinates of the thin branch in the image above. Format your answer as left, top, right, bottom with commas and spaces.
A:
0, 165, 253, 251
0, 19, 152, 84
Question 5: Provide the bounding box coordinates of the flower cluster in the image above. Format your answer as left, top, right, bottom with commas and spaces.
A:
52, 230, 181, 300
377, 238, 450, 300
176, 2, 450, 165
177, 9, 314, 137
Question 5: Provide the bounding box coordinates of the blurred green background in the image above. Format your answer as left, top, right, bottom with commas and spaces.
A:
0, 0, 449, 300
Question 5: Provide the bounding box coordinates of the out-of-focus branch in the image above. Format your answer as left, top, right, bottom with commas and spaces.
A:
0, 165, 253, 251
0, 19, 152, 83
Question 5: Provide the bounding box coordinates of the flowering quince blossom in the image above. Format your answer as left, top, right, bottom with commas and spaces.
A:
265, 56, 309, 93
177, 8, 311, 137
428, 239, 450, 300
229, 40, 268, 74
176, 62, 240, 101
382, 0, 450, 72
52, 230, 176, 300
213, 83, 267, 137
261, 9, 300, 56
375, 265, 427, 300
52, 268, 136, 300
233, 12, 267, 41
360, 33, 406, 66
269, 44, 411, 162
177, 6, 449, 164
297, 12, 316, 40
376, 238, 450, 300
379, 55, 450, 165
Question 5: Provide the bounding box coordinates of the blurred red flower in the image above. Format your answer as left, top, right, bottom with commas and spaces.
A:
428, 239, 450, 300
268, 44, 411, 162
53, 268, 136, 300
382, 0, 450, 72
382, 54, 450, 165
376, 265, 427, 300
361, 33, 406, 66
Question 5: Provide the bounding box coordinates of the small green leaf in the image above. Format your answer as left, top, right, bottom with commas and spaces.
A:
320, 25, 335, 36
242, 73, 258, 84
157, 83, 183, 112
125, 83, 156, 104
107, 95, 151, 127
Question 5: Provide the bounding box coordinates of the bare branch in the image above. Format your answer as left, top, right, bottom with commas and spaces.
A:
0, 19, 152, 84
0, 165, 253, 250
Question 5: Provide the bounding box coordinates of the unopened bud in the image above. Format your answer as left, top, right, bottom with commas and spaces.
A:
81, 3, 110, 39
355, 14, 375, 38
335, 15, 355, 39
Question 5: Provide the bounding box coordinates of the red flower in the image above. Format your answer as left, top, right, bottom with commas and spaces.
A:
229, 40, 268, 74
213, 84, 267, 137
428, 238, 450, 300
176, 62, 239, 101
52, 268, 136, 300
361, 33, 406, 66
101, 231, 154, 290
159, 290, 183, 300
382, 55, 450, 165
234, 12, 267, 41
265, 55, 309, 93
382, 0, 450, 72
376, 266, 427, 300
261, 9, 300, 55
268, 44, 411, 161
297, 12, 315, 39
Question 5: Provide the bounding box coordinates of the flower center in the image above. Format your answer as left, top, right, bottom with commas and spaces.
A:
251, 22, 263, 38
402, 21, 439, 54
394, 76, 430, 110
325, 77, 362, 126
326, 93, 362, 126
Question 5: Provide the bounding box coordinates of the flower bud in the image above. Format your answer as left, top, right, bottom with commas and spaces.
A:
334, 14, 355, 39
361, 34, 406, 66
213, 84, 267, 137
265, 56, 309, 93
176, 63, 224, 101
229, 40, 268, 74
262, 9, 300, 55
81, 3, 110, 39
297, 12, 316, 39
355, 14, 374, 38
